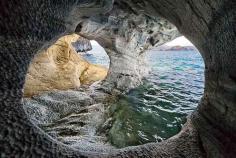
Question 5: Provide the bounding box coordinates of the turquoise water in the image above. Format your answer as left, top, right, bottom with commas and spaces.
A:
82, 50, 205, 148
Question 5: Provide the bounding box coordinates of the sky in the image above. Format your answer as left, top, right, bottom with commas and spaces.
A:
90, 40, 99, 46
91, 36, 194, 47
164, 36, 193, 46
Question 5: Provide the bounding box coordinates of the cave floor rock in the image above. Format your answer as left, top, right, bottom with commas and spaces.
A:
23, 83, 116, 152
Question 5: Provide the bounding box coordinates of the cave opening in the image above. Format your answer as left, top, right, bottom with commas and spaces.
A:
22, 33, 113, 149
2, 1, 236, 157
22, 15, 206, 151
80, 40, 110, 69
106, 36, 205, 148
23, 34, 109, 97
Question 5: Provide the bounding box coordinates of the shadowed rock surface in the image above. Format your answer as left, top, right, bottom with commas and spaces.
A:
0, 0, 236, 158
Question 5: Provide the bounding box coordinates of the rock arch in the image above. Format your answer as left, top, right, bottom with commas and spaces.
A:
76, 2, 179, 92
0, 0, 235, 157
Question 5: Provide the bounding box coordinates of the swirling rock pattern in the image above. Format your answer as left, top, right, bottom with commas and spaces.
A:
24, 34, 108, 97
0, 0, 236, 157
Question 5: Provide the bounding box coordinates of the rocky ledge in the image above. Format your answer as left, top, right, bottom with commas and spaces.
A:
23, 83, 116, 152
23, 83, 205, 157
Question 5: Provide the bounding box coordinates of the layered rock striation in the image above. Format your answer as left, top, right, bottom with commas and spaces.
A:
23, 85, 115, 153
24, 34, 108, 97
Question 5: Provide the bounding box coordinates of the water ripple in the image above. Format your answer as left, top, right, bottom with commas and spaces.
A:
108, 50, 205, 148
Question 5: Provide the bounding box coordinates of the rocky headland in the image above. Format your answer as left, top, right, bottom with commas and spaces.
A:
154, 45, 197, 51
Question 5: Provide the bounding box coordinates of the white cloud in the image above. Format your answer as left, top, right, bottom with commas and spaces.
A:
91, 36, 194, 48
90, 40, 100, 46
165, 36, 193, 46
89, 40, 106, 54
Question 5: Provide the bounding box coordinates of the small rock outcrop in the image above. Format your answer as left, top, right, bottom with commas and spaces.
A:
24, 34, 108, 97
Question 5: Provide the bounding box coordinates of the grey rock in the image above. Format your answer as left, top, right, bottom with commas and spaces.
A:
23, 89, 113, 152
77, 5, 179, 91
0, 0, 236, 157
71, 36, 92, 52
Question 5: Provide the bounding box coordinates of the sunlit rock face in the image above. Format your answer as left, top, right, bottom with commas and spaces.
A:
76, 2, 179, 92
24, 34, 108, 97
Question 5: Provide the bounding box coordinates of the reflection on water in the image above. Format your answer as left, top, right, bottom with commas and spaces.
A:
107, 50, 205, 148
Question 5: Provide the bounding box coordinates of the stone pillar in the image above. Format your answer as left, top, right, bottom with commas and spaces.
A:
102, 47, 148, 92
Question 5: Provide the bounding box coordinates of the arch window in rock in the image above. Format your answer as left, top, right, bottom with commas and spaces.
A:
23, 34, 109, 97
81, 40, 110, 68
22, 33, 112, 150
106, 36, 205, 148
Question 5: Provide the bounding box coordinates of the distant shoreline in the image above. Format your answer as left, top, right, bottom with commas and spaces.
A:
153, 45, 197, 51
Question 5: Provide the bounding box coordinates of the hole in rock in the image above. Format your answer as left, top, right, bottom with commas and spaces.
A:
22, 34, 112, 150
80, 40, 110, 68
23, 34, 109, 98
106, 36, 205, 148
22, 34, 204, 150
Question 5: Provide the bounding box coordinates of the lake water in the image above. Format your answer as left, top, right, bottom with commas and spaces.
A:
82, 49, 205, 148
